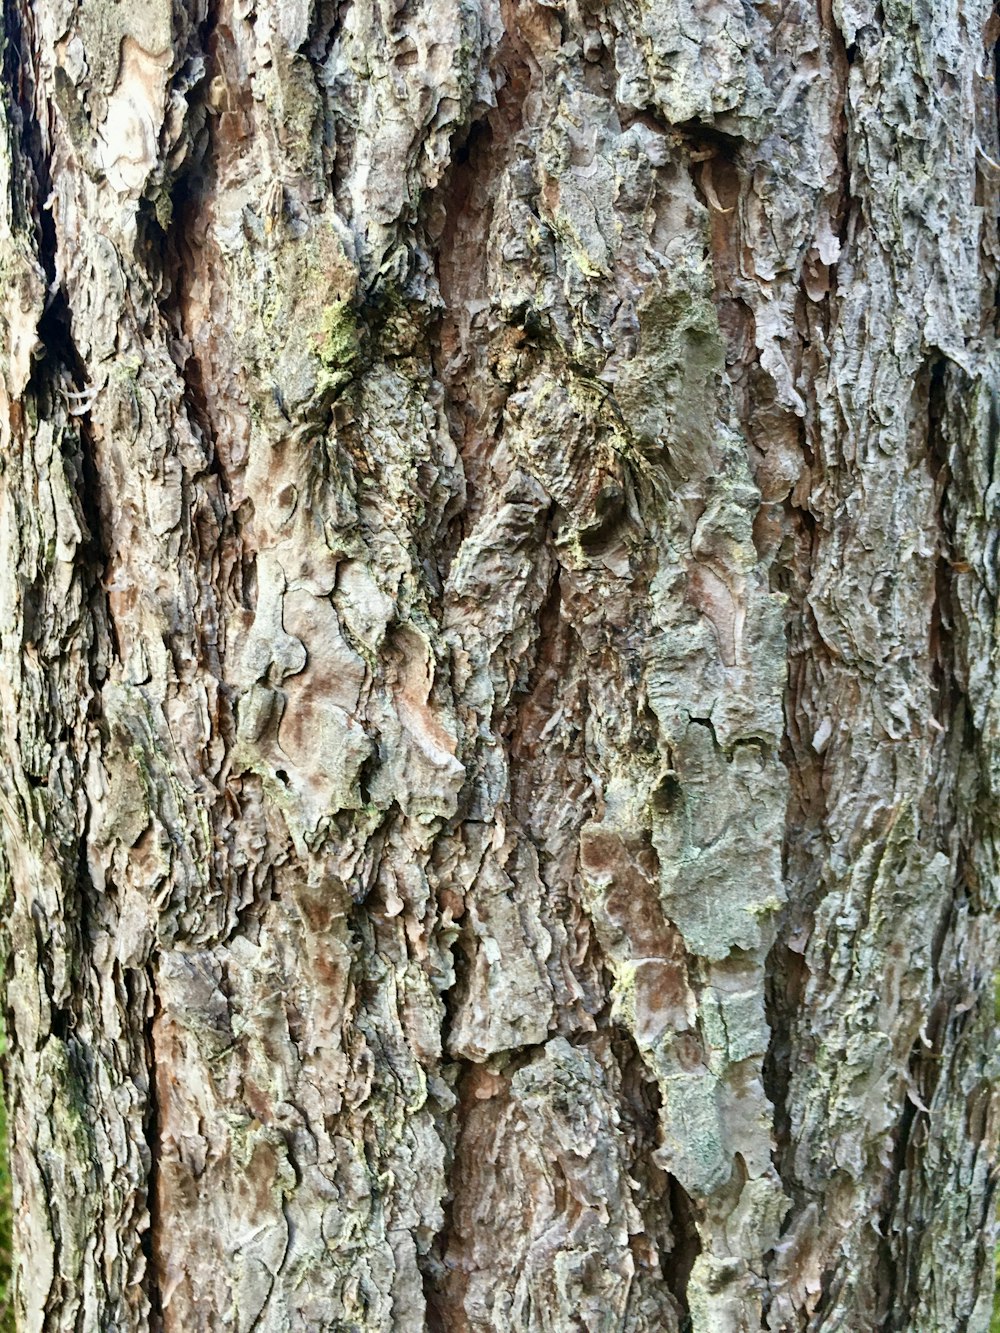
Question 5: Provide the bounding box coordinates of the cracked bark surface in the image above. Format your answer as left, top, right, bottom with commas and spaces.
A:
1, 0, 999, 1328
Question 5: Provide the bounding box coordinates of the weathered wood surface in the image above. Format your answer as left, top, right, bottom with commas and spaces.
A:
0, 0, 999, 1328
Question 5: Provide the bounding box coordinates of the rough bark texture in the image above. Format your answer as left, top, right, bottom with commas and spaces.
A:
1, 0, 999, 1328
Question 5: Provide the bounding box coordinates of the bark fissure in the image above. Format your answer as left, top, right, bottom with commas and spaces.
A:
144, 982, 164, 1332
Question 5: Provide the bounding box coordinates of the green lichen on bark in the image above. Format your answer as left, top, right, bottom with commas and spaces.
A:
316, 299, 361, 394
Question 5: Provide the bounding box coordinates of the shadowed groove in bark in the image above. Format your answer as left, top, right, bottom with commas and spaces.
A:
878, 355, 999, 1329
3, 0, 48, 261
663, 1173, 698, 1329
5, 0, 107, 1045
143, 985, 164, 1328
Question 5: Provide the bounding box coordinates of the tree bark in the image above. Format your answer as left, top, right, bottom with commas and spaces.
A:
1, 0, 998, 1328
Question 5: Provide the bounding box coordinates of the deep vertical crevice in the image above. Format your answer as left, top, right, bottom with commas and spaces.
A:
608, 1027, 697, 1328
875, 354, 981, 1330
432, 111, 505, 565
142, 982, 164, 1333
417, 32, 546, 1321
664, 1173, 700, 1329
3, 0, 51, 271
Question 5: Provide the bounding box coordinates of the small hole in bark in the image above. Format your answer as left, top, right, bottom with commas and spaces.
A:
652, 773, 682, 814
274, 768, 289, 785
580, 483, 627, 555
241, 553, 258, 611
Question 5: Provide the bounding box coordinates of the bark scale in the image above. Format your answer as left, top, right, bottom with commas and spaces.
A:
0, 0, 998, 1329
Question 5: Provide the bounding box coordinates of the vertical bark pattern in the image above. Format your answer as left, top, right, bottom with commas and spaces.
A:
0, 0, 998, 1329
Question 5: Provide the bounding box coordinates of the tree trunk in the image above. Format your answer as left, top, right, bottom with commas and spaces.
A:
1, 0, 998, 1328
